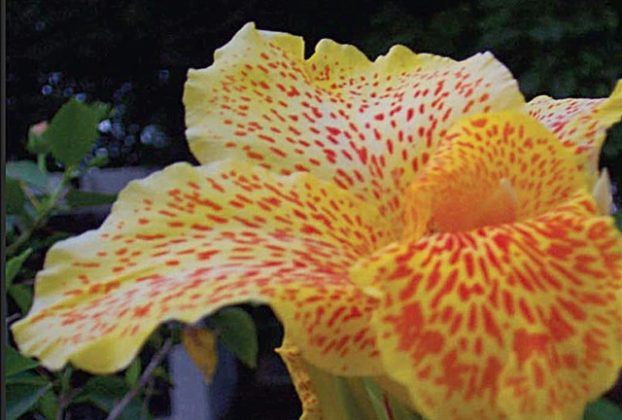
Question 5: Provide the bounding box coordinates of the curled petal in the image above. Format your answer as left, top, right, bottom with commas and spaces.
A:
403, 111, 586, 237
12, 160, 392, 375
352, 113, 622, 419
184, 22, 524, 229
592, 168, 613, 215
355, 193, 622, 419
527, 80, 622, 178
277, 338, 409, 420
276, 340, 323, 420
351, 110, 622, 419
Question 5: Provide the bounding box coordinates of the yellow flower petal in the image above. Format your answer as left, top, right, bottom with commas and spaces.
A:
276, 339, 323, 420
277, 338, 393, 420
402, 111, 586, 238
527, 80, 622, 179
184, 22, 524, 230
352, 111, 622, 420
11, 159, 391, 375
356, 193, 622, 420
182, 326, 218, 383
592, 168, 613, 215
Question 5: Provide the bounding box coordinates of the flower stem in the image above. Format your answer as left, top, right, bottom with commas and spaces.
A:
6, 169, 72, 257
106, 338, 173, 420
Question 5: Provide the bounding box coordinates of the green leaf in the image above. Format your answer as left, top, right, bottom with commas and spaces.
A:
28, 231, 72, 252
583, 398, 622, 420
6, 214, 19, 236
9, 284, 34, 314
45, 98, 110, 167
6, 160, 49, 190
59, 365, 73, 392
6, 382, 52, 420
37, 389, 59, 420
212, 307, 258, 369
65, 189, 117, 208
78, 376, 127, 411
125, 358, 141, 388
6, 345, 39, 377
88, 154, 109, 168
6, 371, 50, 386
6, 248, 32, 288
78, 376, 147, 419
151, 366, 172, 385
615, 213, 622, 232
119, 399, 151, 420
6, 177, 26, 214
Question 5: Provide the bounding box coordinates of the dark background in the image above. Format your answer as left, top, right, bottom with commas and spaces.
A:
6, 0, 622, 416
7, 0, 622, 204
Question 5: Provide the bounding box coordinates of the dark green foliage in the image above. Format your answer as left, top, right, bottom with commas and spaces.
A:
7, 382, 53, 420
44, 98, 110, 167
75, 376, 149, 419
5, 249, 32, 288
5, 1, 622, 418
7, 161, 49, 190
5, 97, 172, 419
361, 0, 621, 207
6, 178, 26, 214
212, 307, 259, 369
584, 398, 622, 420
7, 0, 621, 203
65, 190, 117, 208
6, 345, 40, 377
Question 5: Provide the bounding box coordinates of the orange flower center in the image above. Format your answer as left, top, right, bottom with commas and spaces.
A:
404, 178, 519, 238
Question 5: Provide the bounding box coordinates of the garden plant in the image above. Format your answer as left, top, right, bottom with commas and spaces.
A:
7, 21, 622, 420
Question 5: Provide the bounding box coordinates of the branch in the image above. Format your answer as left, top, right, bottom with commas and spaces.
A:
7, 171, 71, 257
106, 338, 173, 420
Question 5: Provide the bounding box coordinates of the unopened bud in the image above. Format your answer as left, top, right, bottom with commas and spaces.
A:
30, 121, 48, 136
27, 121, 50, 154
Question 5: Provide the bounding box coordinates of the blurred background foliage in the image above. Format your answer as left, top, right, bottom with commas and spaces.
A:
6, 0, 622, 419
7, 0, 622, 196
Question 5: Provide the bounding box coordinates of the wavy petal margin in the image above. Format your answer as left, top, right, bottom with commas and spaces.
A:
353, 112, 622, 420
276, 340, 323, 420
402, 111, 586, 237
359, 194, 622, 419
184, 22, 524, 228
527, 81, 622, 178
12, 159, 392, 375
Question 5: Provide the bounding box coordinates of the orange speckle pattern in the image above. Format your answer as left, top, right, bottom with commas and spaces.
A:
404, 112, 585, 236
353, 112, 622, 419
10, 23, 622, 420
13, 160, 391, 375
527, 81, 622, 178
359, 193, 622, 419
185, 23, 524, 231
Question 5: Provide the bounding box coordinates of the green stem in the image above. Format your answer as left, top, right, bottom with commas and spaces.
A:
106, 338, 173, 420
37, 153, 48, 175
55, 367, 74, 420
7, 169, 73, 257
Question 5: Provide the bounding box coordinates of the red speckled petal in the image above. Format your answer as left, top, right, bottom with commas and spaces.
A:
527, 81, 622, 179
276, 340, 323, 420
184, 22, 524, 228
351, 111, 622, 419
356, 194, 622, 419
12, 160, 391, 375
402, 111, 586, 238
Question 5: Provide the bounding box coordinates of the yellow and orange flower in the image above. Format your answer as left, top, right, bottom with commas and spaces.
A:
12, 23, 622, 419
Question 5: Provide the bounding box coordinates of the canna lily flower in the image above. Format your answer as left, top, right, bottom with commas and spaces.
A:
12, 23, 622, 419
